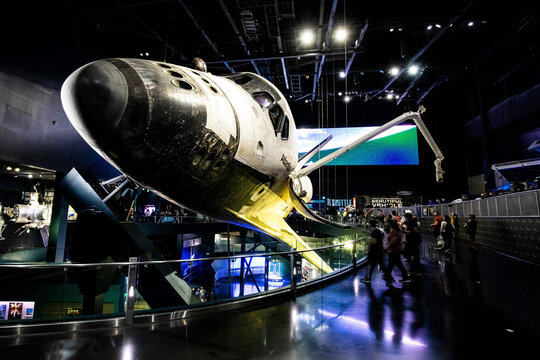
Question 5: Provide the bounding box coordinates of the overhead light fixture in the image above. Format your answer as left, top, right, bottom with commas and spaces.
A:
435, 24, 442, 28
15, 167, 20, 172
344, 96, 351, 102
390, 67, 400, 76
300, 30, 314, 45
28, 174, 33, 179
6, 166, 12, 171
335, 28, 347, 42
468, 21, 474, 27
338, 92, 343, 96
395, 95, 400, 99
389, 28, 394, 32
408, 65, 420, 75
386, 93, 394, 100
427, 25, 433, 30
339, 71, 345, 78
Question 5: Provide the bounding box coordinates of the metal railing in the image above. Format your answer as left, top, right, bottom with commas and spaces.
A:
0, 236, 368, 328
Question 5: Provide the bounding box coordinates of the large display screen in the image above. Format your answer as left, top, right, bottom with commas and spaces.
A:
297, 125, 419, 165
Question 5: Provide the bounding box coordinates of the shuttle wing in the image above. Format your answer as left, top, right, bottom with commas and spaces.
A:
288, 180, 350, 229
227, 207, 334, 274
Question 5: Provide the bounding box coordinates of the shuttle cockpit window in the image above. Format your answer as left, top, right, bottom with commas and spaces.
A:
280, 116, 289, 140
252, 92, 274, 109
268, 105, 283, 134
226, 74, 252, 86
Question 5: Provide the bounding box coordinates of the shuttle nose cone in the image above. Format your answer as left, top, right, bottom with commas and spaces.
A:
61, 60, 128, 145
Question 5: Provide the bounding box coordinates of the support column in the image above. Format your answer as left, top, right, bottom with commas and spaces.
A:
47, 173, 69, 263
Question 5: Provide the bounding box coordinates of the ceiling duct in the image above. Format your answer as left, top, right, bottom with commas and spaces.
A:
240, 10, 262, 41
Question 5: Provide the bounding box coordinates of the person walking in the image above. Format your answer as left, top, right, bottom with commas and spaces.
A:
384, 220, 411, 286
431, 211, 443, 241
361, 220, 387, 284
464, 214, 478, 250
440, 215, 455, 254
403, 212, 422, 276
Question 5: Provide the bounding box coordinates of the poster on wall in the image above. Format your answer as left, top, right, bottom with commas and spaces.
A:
0, 301, 35, 320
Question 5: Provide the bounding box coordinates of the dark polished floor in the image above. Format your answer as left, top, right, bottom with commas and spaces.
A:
1, 237, 539, 359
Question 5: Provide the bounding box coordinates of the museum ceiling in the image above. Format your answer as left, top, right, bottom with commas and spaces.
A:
3, 0, 538, 107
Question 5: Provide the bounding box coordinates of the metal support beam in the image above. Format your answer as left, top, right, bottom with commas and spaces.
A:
205, 48, 364, 65
313, 0, 339, 101
371, 0, 475, 100
397, 66, 426, 105
344, 21, 369, 77
177, 0, 235, 73
281, 58, 289, 89
125, 256, 138, 325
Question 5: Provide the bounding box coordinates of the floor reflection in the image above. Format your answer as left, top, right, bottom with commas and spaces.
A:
1, 239, 539, 359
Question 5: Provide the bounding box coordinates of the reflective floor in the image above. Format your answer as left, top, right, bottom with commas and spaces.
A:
1, 238, 539, 359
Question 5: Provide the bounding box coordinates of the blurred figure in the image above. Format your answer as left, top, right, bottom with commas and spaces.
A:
384, 220, 410, 286
431, 211, 443, 242
464, 214, 478, 250
403, 211, 421, 276
361, 220, 387, 284
440, 215, 455, 254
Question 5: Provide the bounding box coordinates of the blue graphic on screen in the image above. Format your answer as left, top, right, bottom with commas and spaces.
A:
297, 125, 419, 165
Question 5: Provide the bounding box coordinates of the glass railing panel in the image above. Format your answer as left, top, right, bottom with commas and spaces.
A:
0, 264, 127, 324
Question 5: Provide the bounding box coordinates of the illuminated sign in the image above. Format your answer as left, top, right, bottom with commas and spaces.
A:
371, 197, 403, 208
0, 301, 35, 320
298, 125, 419, 166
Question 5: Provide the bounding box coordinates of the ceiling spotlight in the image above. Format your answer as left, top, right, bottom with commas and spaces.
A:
344, 96, 351, 102
468, 21, 474, 27
398, 28, 403, 32
408, 65, 420, 75
395, 95, 400, 99
435, 24, 442, 28
139, 53, 144, 57
386, 93, 394, 100
390, 67, 400, 76
145, 52, 149, 56
6, 166, 12, 171
427, 25, 433, 30
339, 71, 345, 78
300, 30, 314, 45
338, 92, 343, 96
389, 28, 394, 32
335, 28, 347, 42
28, 174, 33, 179
15, 167, 20, 172
305, 99, 309, 103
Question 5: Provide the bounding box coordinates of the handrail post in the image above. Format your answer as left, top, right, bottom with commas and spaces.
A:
352, 241, 357, 267
125, 257, 138, 325
290, 249, 297, 296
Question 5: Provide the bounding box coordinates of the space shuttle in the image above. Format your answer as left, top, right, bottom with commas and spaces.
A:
61, 57, 444, 274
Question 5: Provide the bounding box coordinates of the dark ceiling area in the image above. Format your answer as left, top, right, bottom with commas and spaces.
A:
5, 1, 537, 115
1, 0, 538, 199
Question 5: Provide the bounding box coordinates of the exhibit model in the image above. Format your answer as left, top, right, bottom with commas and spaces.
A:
61, 58, 445, 273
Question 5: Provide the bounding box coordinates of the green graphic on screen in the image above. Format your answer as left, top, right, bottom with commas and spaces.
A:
298, 125, 419, 165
